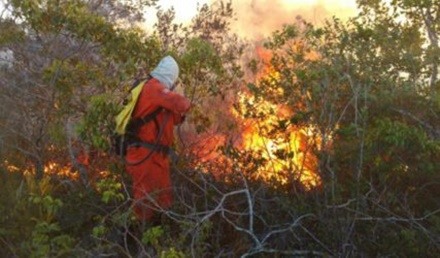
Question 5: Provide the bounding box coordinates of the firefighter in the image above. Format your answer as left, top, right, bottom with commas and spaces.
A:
125, 56, 191, 222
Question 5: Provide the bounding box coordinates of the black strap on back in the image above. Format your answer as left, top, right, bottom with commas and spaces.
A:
124, 74, 161, 135
130, 74, 152, 91
125, 111, 172, 166
125, 107, 163, 135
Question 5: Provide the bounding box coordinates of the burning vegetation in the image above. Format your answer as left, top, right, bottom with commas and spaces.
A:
184, 42, 322, 190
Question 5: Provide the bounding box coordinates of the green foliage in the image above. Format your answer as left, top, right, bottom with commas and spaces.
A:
91, 224, 107, 238
29, 194, 63, 221
181, 38, 223, 74
0, 171, 75, 257
95, 177, 125, 204
0, 19, 25, 45
367, 118, 434, 154
77, 94, 119, 150
140, 225, 189, 257
142, 225, 164, 246
160, 247, 186, 258
27, 222, 74, 258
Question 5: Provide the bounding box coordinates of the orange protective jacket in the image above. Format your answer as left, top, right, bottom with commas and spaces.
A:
125, 78, 190, 221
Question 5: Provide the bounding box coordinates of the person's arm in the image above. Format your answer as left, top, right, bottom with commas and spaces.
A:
155, 89, 191, 115
160, 89, 190, 125
136, 79, 190, 122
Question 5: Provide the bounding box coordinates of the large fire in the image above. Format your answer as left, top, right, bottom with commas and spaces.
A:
188, 44, 321, 189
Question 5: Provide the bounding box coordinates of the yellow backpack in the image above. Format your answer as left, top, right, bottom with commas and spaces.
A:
114, 79, 147, 135
112, 76, 164, 156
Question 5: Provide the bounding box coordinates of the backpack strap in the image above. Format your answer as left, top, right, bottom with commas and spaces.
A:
124, 74, 161, 134
129, 141, 170, 155
130, 74, 153, 91
125, 107, 163, 135
124, 111, 173, 166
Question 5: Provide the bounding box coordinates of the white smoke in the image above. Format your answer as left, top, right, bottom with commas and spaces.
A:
230, 0, 358, 40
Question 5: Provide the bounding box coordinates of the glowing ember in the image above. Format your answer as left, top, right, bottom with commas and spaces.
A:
4, 160, 20, 173
43, 161, 78, 178
4, 159, 78, 178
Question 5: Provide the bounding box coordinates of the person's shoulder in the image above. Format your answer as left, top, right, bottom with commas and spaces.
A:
144, 78, 164, 91
145, 78, 174, 97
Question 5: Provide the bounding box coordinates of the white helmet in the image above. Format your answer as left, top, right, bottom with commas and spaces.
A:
150, 56, 179, 90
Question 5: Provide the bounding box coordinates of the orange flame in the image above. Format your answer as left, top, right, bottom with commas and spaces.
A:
187, 43, 321, 189
3, 147, 111, 180
233, 91, 320, 189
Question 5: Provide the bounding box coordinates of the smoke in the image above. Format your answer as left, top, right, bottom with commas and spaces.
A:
230, 0, 357, 40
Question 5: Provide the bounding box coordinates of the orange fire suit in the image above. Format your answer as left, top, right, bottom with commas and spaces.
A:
125, 78, 190, 221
